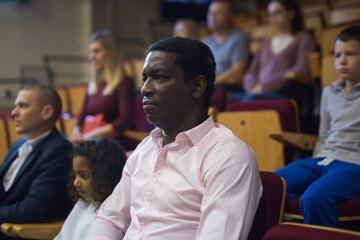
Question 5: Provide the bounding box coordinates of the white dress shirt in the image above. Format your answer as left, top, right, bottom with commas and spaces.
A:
3, 130, 51, 191
86, 117, 263, 240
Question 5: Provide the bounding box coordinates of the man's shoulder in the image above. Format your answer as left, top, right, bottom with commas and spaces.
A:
38, 128, 73, 152
229, 29, 248, 41
203, 34, 215, 45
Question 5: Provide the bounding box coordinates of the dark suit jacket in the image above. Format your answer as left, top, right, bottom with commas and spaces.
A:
0, 128, 73, 224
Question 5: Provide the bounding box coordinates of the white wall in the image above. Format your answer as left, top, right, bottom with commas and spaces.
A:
0, 0, 91, 106
115, 0, 174, 59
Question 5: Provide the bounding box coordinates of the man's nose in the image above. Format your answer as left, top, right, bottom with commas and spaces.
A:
140, 78, 153, 97
11, 107, 18, 119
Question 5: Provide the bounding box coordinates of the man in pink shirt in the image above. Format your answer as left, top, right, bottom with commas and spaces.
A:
86, 36, 263, 240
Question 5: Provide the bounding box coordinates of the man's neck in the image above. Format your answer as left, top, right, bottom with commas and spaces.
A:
27, 127, 53, 140
214, 28, 232, 44
162, 114, 208, 146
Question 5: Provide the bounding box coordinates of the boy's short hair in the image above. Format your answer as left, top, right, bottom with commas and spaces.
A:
336, 25, 360, 43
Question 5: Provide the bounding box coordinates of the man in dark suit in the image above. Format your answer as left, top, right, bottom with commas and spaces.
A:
0, 85, 72, 233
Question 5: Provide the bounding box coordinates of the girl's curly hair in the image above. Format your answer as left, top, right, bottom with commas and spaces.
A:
68, 138, 127, 206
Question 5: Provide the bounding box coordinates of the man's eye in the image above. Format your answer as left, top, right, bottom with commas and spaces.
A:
155, 75, 165, 80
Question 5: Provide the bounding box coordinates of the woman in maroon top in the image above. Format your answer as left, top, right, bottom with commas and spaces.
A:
71, 30, 135, 150
242, 0, 316, 101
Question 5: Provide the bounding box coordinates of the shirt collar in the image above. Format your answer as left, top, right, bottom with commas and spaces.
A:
27, 130, 52, 148
150, 116, 215, 147
331, 78, 360, 93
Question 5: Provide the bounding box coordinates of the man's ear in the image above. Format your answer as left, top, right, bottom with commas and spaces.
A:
41, 104, 55, 121
191, 75, 207, 99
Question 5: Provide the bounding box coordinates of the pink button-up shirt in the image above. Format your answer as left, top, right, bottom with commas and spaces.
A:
86, 117, 262, 240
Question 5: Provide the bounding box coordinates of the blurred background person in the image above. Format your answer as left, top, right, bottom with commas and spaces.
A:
242, 0, 316, 101
173, 18, 200, 40
204, 0, 250, 90
71, 30, 136, 150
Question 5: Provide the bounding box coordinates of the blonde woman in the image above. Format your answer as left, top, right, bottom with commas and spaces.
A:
71, 30, 135, 150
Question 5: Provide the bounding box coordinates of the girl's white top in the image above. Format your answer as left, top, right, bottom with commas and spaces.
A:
54, 198, 98, 240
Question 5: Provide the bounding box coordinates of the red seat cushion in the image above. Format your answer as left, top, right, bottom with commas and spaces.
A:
248, 171, 285, 240
210, 88, 228, 112
286, 196, 360, 218
264, 223, 360, 240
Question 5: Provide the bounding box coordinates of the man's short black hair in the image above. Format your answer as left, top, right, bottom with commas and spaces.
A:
147, 36, 216, 108
336, 25, 360, 43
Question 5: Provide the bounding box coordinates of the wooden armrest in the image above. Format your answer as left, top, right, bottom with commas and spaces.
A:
285, 72, 313, 86
309, 52, 321, 79
269, 131, 318, 151
124, 130, 149, 142
1, 221, 63, 239
208, 106, 218, 121
1, 223, 17, 237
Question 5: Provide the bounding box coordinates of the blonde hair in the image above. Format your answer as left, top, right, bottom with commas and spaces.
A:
88, 31, 124, 96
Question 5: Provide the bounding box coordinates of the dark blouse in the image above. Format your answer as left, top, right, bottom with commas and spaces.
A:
77, 77, 136, 148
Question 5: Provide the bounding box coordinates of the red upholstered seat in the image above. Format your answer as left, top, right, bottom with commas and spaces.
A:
285, 196, 360, 222
264, 222, 360, 240
210, 88, 229, 112
248, 171, 286, 240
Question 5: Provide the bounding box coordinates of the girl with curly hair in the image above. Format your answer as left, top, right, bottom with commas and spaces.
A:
54, 138, 127, 240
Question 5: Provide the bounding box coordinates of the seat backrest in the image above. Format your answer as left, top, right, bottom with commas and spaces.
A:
321, 23, 358, 56
329, 5, 360, 27
133, 58, 145, 91
248, 171, 286, 240
56, 85, 70, 114
210, 88, 229, 112
227, 99, 299, 133
61, 115, 78, 139
321, 55, 338, 88
264, 222, 360, 240
0, 115, 10, 164
217, 110, 284, 171
67, 84, 87, 116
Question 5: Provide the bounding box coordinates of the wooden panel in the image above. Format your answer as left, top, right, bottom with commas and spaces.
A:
304, 12, 325, 46
55, 87, 70, 114
321, 55, 338, 88
123, 59, 135, 79
329, 4, 360, 26
133, 58, 145, 90
67, 84, 87, 117
217, 110, 284, 171
62, 117, 77, 139
321, 24, 354, 56
249, 24, 276, 40
0, 118, 9, 164
1, 221, 63, 239
309, 52, 321, 80
270, 131, 318, 151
